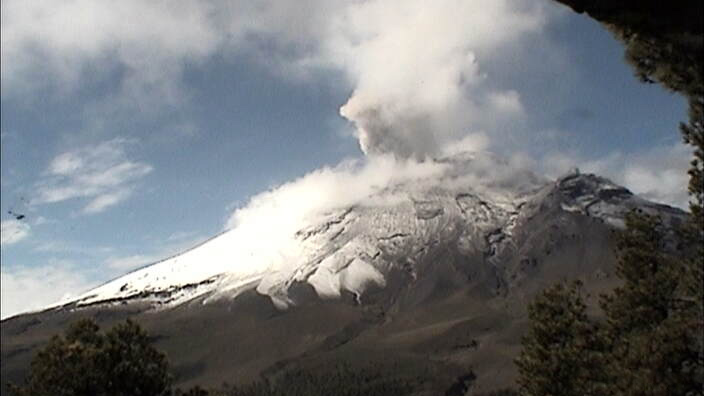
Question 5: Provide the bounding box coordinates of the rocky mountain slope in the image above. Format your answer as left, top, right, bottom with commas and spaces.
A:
1, 153, 687, 394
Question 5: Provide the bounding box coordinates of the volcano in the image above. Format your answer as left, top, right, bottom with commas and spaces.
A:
0, 153, 687, 394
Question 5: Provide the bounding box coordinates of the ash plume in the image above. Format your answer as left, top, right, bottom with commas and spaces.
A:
331, 0, 547, 158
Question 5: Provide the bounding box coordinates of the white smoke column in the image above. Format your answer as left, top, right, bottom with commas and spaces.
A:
3, 0, 548, 155
219, 0, 548, 157
325, 0, 547, 158
215, 0, 550, 301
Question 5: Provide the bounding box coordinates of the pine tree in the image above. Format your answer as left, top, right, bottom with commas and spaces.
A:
601, 4, 704, 394
680, 93, 704, 327
9, 318, 172, 396
678, 95, 704, 394
515, 281, 601, 396
600, 212, 702, 396
519, 4, 704, 394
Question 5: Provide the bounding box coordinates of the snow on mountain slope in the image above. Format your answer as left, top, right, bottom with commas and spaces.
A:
62, 152, 685, 312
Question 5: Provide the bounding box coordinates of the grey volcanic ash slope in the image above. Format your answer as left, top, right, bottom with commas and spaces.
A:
1, 153, 686, 392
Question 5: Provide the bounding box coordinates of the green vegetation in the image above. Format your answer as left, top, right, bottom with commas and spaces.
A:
554, 0, 704, 234
515, 281, 602, 396
517, 2, 703, 394
9, 319, 172, 396
555, 1, 703, 222
517, 212, 702, 395
600, 212, 701, 395
9, 319, 425, 396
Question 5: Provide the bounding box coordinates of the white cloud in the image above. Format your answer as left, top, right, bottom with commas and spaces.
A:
215, 142, 688, 304
1, 1, 691, 317
533, 142, 692, 209
584, 143, 691, 209
104, 233, 210, 272
1, 0, 220, 108
441, 133, 492, 156
487, 90, 524, 115
2, 231, 209, 318
34, 138, 152, 213
215, 150, 547, 300
330, 0, 547, 158
2, 0, 555, 156
104, 254, 158, 272
83, 189, 132, 214
1, 260, 96, 319
225, 155, 447, 230
212, 156, 445, 290
31, 216, 50, 226
33, 240, 113, 256
1, 219, 30, 245
166, 230, 199, 242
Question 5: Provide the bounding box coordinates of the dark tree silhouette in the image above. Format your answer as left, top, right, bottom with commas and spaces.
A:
599, 212, 702, 396
515, 281, 602, 396
518, 3, 704, 394
9, 319, 172, 396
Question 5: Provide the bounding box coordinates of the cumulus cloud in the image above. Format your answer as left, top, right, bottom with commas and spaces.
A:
104, 233, 210, 272
34, 240, 113, 256
104, 254, 160, 272
584, 143, 692, 209
3, 0, 552, 156
534, 142, 692, 209
34, 138, 152, 213
1, 219, 30, 245
1, 0, 220, 107
83, 189, 133, 214
2, 230, 210, 318
230, 154, 537, 238
487, 90, 525, 115
334, 0, 545, 158
226, 155, 447, 231
1, 260, 96, 319
440, 133, 492, 156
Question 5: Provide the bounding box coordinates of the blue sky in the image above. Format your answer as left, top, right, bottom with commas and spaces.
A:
0, 0, 690, 318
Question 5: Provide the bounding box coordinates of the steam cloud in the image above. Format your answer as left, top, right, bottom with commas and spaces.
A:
1, 1, 690, 316
3, 0, 548, 157
2, 0, 688, 233
332, 0, 545, 158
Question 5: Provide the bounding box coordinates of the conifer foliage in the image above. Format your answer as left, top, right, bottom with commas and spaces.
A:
517, 2, 703, 395
515, 281, 600, 396
516, 213, 702, 395
9, 319, 171, 396
600, 212, 702, 396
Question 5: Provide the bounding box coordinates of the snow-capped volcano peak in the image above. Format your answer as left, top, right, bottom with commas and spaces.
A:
61, 152, 684, 312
